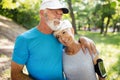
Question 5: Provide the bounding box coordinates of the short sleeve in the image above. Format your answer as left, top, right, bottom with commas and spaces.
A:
12, 35, 29, 65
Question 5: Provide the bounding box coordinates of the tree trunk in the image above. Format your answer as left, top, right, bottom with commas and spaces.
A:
88, 23, 91, 31
78, 22, 81, 30
87, 17, 91, 31
104, 17, 110, 36
112, 23, 116, 33
100, 17, 104, 34
67, 0, 77, 34
117, 25, 120, 32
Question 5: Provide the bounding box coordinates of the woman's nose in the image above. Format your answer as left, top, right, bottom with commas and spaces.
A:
61, 37, 66, 41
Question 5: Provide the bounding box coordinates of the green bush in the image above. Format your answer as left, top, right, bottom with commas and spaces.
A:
0, 8, 39, 29
0, 0, 40, 29
15, 9, 39, 29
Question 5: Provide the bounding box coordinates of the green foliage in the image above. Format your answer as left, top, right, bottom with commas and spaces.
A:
15, 9, 39, 29
1, 0, 17, 9
111, 1, 117, 8
0, 0, 41, 29
92, 0, 118, 34
102, 3, 116, 17
118, 0, 120, 2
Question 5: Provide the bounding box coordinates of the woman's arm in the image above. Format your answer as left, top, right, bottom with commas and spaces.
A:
93, 55, 106, 80
98, 76, 106, 80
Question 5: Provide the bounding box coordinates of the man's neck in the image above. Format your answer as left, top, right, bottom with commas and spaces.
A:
37, 22, 53, 34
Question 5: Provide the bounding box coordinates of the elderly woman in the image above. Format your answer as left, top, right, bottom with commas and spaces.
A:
53, 20, 107, 80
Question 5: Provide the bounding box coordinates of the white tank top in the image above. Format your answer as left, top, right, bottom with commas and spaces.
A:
63, 49, 97, 80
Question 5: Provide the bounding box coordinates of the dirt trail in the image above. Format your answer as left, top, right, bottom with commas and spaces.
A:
0, 15, 26, 80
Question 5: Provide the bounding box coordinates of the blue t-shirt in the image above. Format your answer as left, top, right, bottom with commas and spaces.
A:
12, 27, 64, 80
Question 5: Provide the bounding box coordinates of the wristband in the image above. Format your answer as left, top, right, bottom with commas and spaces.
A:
94, 59, 107, 78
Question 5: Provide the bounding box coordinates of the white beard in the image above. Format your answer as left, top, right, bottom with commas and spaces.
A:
46, 19, 61, 31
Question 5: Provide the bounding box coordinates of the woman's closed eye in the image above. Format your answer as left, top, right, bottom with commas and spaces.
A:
62, 31, 66, 34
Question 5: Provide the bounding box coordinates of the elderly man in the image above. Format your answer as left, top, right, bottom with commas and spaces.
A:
11, 0, 97, 80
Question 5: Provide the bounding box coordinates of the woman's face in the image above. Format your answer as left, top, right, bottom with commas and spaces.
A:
55, 28, 74, 46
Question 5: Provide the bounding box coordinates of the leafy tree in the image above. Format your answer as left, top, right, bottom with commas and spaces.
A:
0, 0, 41, 29
66, 0, 77, 34
94, 0, 116, 35
69, 0, 96, 32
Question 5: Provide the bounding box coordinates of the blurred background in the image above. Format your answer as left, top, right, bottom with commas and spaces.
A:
0, 0, 120, 80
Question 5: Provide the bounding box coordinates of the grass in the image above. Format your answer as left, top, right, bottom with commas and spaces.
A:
75, 31, 120, 80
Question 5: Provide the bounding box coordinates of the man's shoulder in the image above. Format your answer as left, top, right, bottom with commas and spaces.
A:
19, 27, 37, 38
23, 27, 36, 34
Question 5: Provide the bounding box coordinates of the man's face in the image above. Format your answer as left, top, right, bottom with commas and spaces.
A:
44, 9, 63, 31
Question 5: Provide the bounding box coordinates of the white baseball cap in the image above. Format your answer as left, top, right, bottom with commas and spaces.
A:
53, 20, 72, 36
58, 20, 72, 30
40, 0, 69, 14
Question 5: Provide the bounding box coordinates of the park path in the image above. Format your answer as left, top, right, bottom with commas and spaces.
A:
0, 15, 26, 80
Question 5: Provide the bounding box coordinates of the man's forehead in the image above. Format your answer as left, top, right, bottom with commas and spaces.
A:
46, 8, 63, 12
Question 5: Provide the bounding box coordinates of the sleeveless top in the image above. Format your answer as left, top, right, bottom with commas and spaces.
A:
63, 49, 97, 80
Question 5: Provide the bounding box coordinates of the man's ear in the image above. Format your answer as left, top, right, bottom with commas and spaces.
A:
39, 10, 45, 17
71, 27, 74, 35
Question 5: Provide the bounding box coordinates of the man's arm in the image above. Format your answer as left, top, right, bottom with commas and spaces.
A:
78, 36, 97, 54
11, 61, 33, 80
